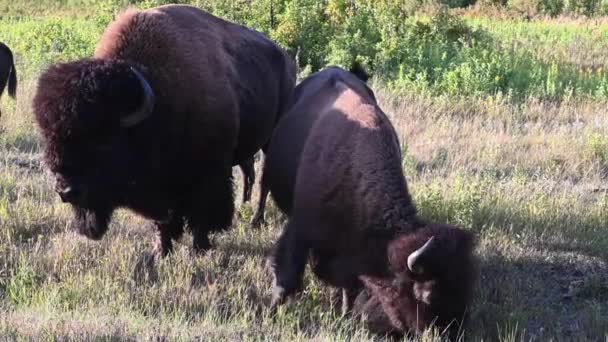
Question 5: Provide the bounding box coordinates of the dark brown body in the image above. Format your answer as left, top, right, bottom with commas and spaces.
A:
0, 42, 17, 117
33, 5, 295, 255
260, 67, 476, 339
249, 64, 375, 225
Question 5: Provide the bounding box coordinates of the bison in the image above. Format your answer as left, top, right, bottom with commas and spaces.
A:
258, 66, 476, 339
33, 4, 295, 256
0, 42, 17, 117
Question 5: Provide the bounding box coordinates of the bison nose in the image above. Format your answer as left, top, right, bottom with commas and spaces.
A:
57, 186, 81, 204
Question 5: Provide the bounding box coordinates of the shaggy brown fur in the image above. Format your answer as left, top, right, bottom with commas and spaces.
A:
250, 63, 373, 225
33, 5, 295, 256
0, 42, 17, 117
261, 67, 476, 339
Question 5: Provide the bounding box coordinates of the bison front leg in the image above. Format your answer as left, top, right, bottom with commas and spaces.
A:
153, 215, 185, 257
189, 165, 235, 254
156, 215, 186, 256
270, 220, 309, 307
192, 229, 211, 253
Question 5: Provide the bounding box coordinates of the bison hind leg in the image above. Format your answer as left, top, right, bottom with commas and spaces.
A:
249, 176, 269, 229
270, 220, 309, 307
250, 153, 272, 229
239, 157, 255, 204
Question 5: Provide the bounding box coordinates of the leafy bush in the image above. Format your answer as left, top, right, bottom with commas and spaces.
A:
0, 17, 102, 76
271, 0, 331, 71
1, 0, 607, 100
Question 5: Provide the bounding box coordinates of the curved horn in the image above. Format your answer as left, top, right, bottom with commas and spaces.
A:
120, 67, 155, 127
407, 236, 435, 274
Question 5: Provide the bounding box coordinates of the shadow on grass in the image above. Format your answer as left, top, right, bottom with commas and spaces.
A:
481, 204, 608, 260
538, 234, 608, 261
417, 194, 608, 339
471, 250, 608, 341
420, 195, 608, 260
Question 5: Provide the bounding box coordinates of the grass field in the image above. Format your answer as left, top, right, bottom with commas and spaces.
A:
1, 1, 608, 341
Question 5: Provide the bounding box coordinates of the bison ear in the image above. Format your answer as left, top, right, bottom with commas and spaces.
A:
359, 275, 406, 332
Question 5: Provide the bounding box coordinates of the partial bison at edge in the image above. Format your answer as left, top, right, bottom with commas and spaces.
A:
0, 42, 17, 118
259, 66, 477, 339
33, 4, 295, 256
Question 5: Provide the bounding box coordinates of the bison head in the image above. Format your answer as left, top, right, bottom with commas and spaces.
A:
33, 59, 155, 239
355, 224, 476, 339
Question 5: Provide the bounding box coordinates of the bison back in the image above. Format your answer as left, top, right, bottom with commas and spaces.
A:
262, 67, 362, 215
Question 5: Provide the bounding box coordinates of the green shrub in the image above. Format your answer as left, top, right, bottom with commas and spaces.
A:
1, 0, 607, 101
271, 0, 331, 70
0, 17, 101, 76
326, 2, 379, 69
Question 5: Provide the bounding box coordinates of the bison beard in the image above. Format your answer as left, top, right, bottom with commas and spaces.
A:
71, 205, 112, 240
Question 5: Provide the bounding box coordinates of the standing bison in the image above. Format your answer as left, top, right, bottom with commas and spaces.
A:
0, 42, 17, 117
33, 5, 295, 256
259, 66, 476, 339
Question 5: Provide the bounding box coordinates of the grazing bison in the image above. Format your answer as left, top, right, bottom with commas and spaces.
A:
33, 4, 295, 256
0, 42, 17, 117
260, 66, 476, 339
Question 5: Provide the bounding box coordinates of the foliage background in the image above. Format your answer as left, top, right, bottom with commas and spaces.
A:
2, 0, 608, 101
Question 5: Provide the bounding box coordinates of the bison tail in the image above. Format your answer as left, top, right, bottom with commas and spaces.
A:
349, 61, 370, 83
8, 61, 16, 98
